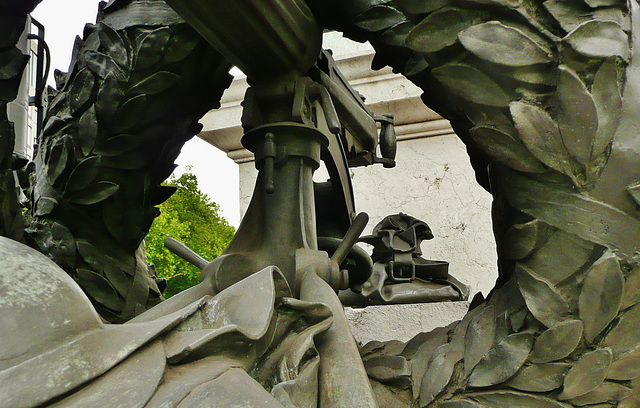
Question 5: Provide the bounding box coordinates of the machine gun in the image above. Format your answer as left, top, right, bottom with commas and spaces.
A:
161, 1, 397, 405
165, 0, 397, 293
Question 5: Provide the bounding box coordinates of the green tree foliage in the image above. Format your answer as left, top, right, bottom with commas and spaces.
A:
145, 169, 235, 297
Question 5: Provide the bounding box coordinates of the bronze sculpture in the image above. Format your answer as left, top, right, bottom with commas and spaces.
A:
2, 0, 640, 406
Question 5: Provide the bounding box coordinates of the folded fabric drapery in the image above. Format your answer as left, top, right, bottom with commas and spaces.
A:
0, 237, 335, 408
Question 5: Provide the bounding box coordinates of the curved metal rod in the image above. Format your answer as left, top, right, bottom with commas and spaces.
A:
317, 236, 373, 286
330, 212, 369, 266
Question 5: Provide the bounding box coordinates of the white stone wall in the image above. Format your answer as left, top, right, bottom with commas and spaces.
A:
345, 302, 470, 344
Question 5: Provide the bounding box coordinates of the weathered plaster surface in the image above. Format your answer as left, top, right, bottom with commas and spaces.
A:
345, 302, 470, 344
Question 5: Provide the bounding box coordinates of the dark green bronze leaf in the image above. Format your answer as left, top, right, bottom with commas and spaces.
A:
0, 119, 11, 156
545, 2, 627, 33
46, 137, 71, 185
620, 395, 640, 408
584, 0, 626, 7
0, 47, 27, 80
64, 156, 101, 192
516, 263, 572, 327
363, 355, 411, 385
621, 265, 640, 310
129, 71, 180, 95
544, 0, 592, 33
78, 105, 98, 156
35, 197, 58, 217
579, 252, 623, 343
77, 239, 134, 281
76, 239, 130, 298
433, 64, 509, 107
85, 50, 128, 81
603, 303, 640, 357
509, 308, 527, 332
557, 65, 598, 165
103, 202, 145, 247
163, 25, 200, 65
380, 22, 414, 47
405, 8, 487, 53
594, 7, 629, 31
113, 94, 146, 133
76, 240, 105, 272
487, 279, 526, 326
530, 320, 583, 363
521, 228, 594, 285
76, 268, 125, 312
410, 326, 450, 397
506, 362, 570, 392
404, 52, 429, 76
464, 305, 496, 377
95, 72, 125, 126
510, 65, 556, 86
502, 169, 640, 258
494, 311, 510, 345
0, 67, 25, 101
469, 125, 545, 173
472, 391, 572, 408
42, 116, 68, 138
353, 5, 406, 32
101, 149, 150, 170
403, 324, 453, 359
627, 182, 640, 211
419, 343, 458, 405
592, 59, 622, 159
67, 181, 119, 205
0, 15, 27, 48
97, 22, 129, 69
150, 185, 177, 206
509, 101, 572, 176
94, 134, 143, 156
559, 348, 613, 400
563, 21, 629, 60
433, 401, 483, 408
503, 220, 549, 260
69, 67, 96, 115
49, 222, 77, 269
102, 1, 183, 30
569, 381, 631, 406
394, 0, 450, 15
467, 333, 533, 387
135, 27, 170, 70
459, 22, 552, 67
450, 304, 489, 355
469, 0, 521, 6
607, 347, 640, 380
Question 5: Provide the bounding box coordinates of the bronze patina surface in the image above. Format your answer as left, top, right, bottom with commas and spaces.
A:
2, 0, 640, 407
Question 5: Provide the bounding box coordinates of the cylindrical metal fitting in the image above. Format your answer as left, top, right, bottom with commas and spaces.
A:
164, 0, 322, 82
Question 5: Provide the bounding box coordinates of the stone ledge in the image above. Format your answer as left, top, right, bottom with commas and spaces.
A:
345, 301, 470, 344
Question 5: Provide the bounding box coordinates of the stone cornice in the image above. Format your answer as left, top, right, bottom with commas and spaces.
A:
198, 34, 451, 163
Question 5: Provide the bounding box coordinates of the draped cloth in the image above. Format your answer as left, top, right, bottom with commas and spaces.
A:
0, 237, 334, 408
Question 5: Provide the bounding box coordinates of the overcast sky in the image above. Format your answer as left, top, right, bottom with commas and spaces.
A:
32, 0, 241, 227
